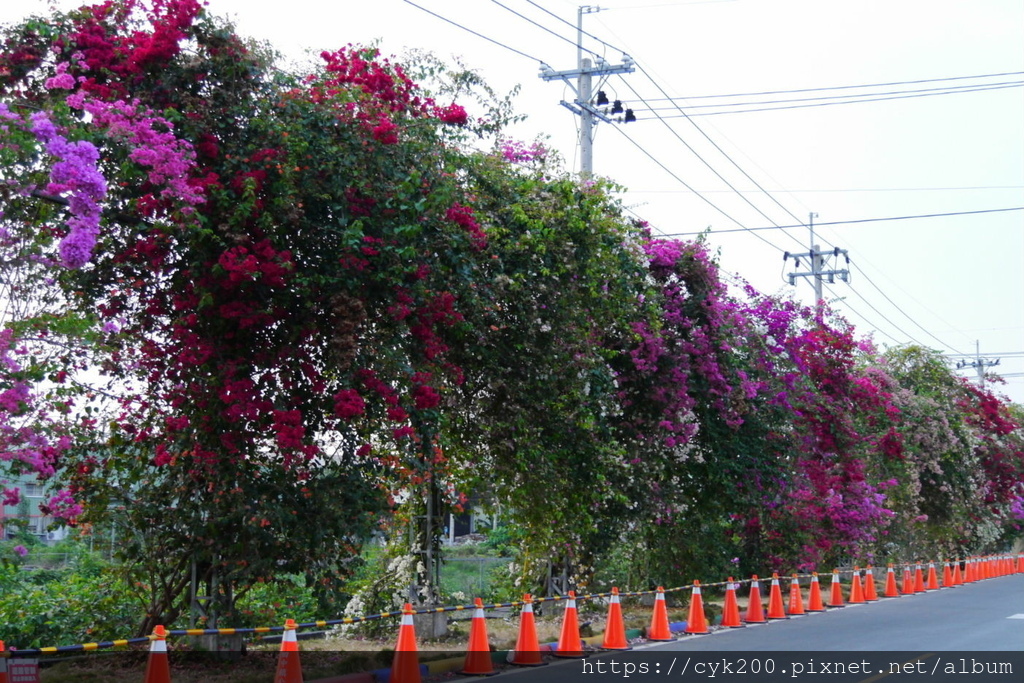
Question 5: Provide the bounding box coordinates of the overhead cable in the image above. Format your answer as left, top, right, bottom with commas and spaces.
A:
661, 207, 1024, 236
642, 70, 1024, 101
399, 0, 544, 63
636, 80, 1024, 112
636, 82, 1024, 118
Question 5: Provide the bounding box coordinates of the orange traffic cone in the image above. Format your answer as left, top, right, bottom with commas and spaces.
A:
391, 604, 421, 683
647, 587, 674, 641
806, 573, 826, 611
787, 575, 805, 615
828, 570, 845, 608
144, 625, 171, 683
767, 574, 787, 619
1017, 554, 1024, 574
952, 560, 963, 586
721, 578, 744, 627
941, 561, 954, 588
685, 581, 708, 634
902, 566, 915, 594
745, 575, 766, 623
863, 566, 878, 601
602, 588, 631, 650
275, 618, 303, 683
848, 567, 865, 604
883, 564, 900, 598
0, 640, 10, 683
460, 598, 497, 676
554, 591, 586, 657
925, 563, 939, 590
913, 563, 925, 593
510, 594, 546, 666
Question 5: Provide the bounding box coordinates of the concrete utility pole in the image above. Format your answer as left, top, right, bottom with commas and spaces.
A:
539, 5, 635, 176
956, 340, 1000, 390
785, 212, 850, 310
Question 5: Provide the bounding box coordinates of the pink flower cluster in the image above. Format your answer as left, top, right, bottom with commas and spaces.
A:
74, 96, 205, 209
498, 139, 547, 164
446, 204, 487, 250
435, 103, 468, 126
333, 388, 366, 420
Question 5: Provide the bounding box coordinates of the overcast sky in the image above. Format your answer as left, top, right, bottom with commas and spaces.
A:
3, 0, 1022, 403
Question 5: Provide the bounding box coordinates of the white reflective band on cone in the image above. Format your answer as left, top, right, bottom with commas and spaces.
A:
401, 613, 415, 626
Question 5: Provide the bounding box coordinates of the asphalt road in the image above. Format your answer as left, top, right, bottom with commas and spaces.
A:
494, 573, 1024, 683
654, 572, 1024, 651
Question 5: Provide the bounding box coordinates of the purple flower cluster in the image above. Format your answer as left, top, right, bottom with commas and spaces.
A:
30, 111, 107, 268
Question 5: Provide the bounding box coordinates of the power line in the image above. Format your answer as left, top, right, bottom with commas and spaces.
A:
629, 185, 1024, 194
823, 282, 931, 348
606, 123, 791, 251
821, 282, 907, 346
946, 351, 1024, 358
635, 80, 1024, 112
615, 74, 808, 252
636, 82, 1024, 118
398, 0, 544, 63
848, 261, 968, 356
626, 61, 827, 249
849, 258, 978, 353
487, 0, 603, 60
523, 0, 628, 55
660, 207, 1024, 236
640, 71, 1024, 101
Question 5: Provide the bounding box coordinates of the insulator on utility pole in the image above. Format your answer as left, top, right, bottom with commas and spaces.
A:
539, 5, 635, 176
787, 212, 850, 309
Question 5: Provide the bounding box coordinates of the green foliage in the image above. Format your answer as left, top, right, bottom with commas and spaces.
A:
0, 546, 136, 648
233, 577, 319, 628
